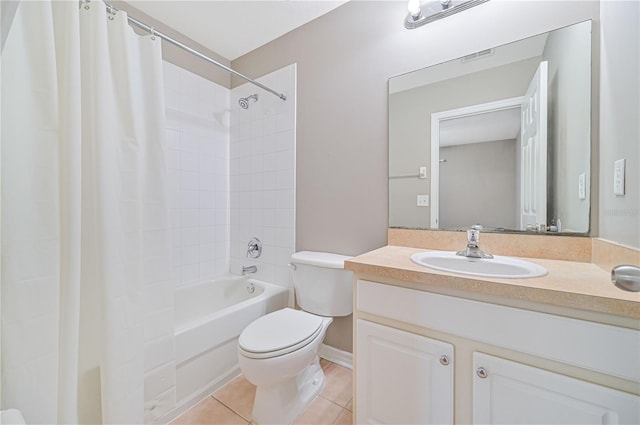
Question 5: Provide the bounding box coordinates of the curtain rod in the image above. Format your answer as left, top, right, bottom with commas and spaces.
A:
100, 1, 287, 101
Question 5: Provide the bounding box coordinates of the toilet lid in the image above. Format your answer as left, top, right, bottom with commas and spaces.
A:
239, 308, 323, 359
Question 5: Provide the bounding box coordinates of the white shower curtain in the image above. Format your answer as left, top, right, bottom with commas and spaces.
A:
1, 1, 170, 423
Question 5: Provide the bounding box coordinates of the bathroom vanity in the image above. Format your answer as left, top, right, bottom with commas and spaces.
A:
345, 242, 640, 424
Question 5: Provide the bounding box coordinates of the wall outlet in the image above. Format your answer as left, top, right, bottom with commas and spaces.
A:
578, 173, 586, 200
417, 195, 429, 207
613, 158, 625, 196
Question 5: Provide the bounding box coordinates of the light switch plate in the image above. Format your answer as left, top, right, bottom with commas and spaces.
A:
417, 195, 429, 207
419, 166, 427, 179
614, 158, 625, 196
578, 173, 586, 200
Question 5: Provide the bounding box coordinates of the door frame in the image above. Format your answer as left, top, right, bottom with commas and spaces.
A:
430, 97, 523, 228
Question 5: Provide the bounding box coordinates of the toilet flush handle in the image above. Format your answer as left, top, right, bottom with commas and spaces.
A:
288, 263, 297, 270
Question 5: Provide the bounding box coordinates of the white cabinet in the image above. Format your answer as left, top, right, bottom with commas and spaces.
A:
354, 279, 640, 424
473, 353, 640, 424
356, 320, 454, 425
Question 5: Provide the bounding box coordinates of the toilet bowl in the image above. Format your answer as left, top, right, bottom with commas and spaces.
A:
237, 251, 353, 425
238, 308, 332, 424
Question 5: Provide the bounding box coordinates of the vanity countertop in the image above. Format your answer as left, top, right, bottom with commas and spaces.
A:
345, 245, 640, 323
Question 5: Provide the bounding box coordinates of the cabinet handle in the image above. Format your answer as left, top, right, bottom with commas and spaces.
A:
439, 355, 450, 366
476, 367, 488, 379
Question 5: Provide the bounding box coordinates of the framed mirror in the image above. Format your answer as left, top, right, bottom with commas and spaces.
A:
389, 20, 592, 234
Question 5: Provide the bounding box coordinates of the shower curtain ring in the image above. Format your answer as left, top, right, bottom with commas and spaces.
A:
150, 27, 157, 40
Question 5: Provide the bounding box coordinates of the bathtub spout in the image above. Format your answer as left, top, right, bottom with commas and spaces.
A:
242, 265, 257, 275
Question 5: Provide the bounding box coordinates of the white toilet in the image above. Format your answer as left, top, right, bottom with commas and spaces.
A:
238, 251, 353, 425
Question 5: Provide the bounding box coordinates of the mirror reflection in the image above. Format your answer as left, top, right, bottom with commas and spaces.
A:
389, 21, 592, 234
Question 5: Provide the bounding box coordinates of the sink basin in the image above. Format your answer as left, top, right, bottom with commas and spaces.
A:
410, 251, 548, 279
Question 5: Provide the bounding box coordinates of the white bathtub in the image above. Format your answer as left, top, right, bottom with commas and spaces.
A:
174, 275, 289, 410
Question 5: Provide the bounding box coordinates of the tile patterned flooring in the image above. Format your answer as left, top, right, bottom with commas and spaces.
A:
171, 359, 353, 425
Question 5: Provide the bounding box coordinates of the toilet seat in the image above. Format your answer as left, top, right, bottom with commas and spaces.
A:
239, 308, 323, 359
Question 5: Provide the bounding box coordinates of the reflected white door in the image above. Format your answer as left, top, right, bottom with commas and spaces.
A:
520, 61, 548, 229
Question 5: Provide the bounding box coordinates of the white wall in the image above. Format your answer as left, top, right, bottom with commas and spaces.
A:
229, 64, 297, 289
142, 61, 231, 422
163, 61, 230, 286
599, 1, 640, 249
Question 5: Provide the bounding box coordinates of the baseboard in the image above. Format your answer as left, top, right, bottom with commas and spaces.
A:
319, 343, 352, 369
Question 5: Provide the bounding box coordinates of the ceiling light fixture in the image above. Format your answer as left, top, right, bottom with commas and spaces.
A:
405, 0, 489, 29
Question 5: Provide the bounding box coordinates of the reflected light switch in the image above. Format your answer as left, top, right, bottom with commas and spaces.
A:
614, 159, 625, 196
578, 173, 586, 200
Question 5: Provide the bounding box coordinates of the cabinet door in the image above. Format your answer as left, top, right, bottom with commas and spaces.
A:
473, 352, 640, 424
356, 320, 454, 424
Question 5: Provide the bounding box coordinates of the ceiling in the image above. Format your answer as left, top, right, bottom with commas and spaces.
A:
440, 108, 521, 147
128, 1, 348, 61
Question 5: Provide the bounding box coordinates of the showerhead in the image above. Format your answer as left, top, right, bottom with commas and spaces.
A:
239, 94, 258, 109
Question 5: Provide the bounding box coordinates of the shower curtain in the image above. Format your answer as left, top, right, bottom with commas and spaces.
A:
1, 1, 170, 423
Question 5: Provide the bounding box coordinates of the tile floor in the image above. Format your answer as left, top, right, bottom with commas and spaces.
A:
171, 359, 353, 425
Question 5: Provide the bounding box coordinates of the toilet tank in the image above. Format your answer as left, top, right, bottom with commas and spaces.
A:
290, 251, 353, 317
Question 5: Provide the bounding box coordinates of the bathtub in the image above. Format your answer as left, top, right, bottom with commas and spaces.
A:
174, 275, 289, 410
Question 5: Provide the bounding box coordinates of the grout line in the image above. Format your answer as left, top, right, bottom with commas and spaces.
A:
210, 395, 251, 425
331, 407, 352, 425
211, 394, 253, 423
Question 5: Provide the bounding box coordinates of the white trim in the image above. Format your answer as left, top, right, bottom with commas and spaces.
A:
319, 343, 353, 369
430, 96, 524, 228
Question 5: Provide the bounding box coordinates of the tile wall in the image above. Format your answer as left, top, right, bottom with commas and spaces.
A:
229, 64, 297, 289
144, 61, 232, 422
145, 62, 295, 422
163, 61, 231, 285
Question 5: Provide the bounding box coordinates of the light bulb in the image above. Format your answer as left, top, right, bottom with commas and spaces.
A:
408, 0, 421, 17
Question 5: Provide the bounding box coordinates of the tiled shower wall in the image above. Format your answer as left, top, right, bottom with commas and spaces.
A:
144, 62, 295, 421
144, 61, 231, 422
230, 64, 297, 289
163, 61, 231, 285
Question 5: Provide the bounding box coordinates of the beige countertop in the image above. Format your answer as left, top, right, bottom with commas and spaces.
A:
345, 245, 640, 324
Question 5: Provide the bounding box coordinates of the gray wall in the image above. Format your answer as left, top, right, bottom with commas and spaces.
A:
599, 1, 639, 248
117, 1, 231, 88
543, 21, 592, 232
389, 58, 538, 228
439, 139, 518, 230
231, 0, 600, 254
231, 0, 600, 352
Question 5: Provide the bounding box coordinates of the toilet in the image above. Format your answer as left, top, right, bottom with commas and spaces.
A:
238, 251, 353, 425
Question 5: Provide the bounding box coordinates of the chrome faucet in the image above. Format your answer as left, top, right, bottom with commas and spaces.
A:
456, 224, 494, 259
242, 265, 257, 275
247, 237, 262, 258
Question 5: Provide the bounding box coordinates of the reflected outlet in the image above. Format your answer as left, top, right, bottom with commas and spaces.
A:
417, 195, 429, 207
578, 173, 586, 200
614, 158, 626, 196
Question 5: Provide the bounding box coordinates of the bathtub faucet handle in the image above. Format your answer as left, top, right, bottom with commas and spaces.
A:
247, 237, 262, 258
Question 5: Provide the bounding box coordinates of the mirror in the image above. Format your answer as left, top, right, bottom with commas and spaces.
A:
389, 21, 592, 234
